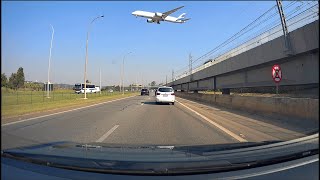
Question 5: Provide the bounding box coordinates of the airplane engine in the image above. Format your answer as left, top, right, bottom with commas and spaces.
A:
155, 12, 163, 17
147, 19, 153, 23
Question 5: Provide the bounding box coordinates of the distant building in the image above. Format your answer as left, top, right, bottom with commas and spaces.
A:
130, 84, 143, 91
43, 82, 53, 91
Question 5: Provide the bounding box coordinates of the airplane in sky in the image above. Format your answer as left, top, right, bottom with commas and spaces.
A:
131, 6, 190, 24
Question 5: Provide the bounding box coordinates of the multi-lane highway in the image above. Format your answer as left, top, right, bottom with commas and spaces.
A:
2, 94, 317, 150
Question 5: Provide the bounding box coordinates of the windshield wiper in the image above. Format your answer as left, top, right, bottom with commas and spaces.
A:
76, 144, 102, 149
173, 141, 283, 155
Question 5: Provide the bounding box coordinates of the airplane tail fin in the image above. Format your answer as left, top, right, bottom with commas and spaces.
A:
177, 13, 186, 19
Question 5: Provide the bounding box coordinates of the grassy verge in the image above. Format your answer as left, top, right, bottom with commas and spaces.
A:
2, 90, 120, 106
2, 92, 138, 119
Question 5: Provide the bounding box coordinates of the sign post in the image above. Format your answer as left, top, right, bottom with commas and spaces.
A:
272, 64, 282, 94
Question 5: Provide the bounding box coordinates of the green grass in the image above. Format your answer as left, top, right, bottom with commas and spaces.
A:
2, 90, 122, 105
1, 88, 74, 94
1, 90, 138, 118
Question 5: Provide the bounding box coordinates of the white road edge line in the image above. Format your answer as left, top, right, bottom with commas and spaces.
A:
2, 95, 136, 127
176, 100, 248, 142
96, 125, 119, 143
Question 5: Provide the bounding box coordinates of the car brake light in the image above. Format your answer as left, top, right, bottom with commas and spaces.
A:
171, 93, 175, 95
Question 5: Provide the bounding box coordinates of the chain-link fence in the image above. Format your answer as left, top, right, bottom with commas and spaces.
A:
1, 90, 122, 106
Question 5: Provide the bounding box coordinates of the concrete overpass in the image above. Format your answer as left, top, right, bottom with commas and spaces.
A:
168, 20, 319, 94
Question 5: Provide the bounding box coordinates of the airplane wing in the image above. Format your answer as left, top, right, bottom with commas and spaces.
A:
162, 6, 184, 18
182, 18, 191, 22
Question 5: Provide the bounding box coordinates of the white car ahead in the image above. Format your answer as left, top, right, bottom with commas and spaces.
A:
156, 87, 175, 105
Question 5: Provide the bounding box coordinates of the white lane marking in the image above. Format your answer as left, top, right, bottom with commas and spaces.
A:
176, 100, 248, 142
2, 95, 136, 127
96, 125, 119, 142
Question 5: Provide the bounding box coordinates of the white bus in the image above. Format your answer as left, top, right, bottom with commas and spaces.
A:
74, 83, 100, 94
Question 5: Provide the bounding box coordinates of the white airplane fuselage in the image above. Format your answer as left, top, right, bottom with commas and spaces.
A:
132, 10, 186, 24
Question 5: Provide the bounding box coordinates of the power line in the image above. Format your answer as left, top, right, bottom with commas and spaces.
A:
174, 5, 278, 74
190, 5, 278, 64
189, 9, 318, 72
175, 1, 318, 77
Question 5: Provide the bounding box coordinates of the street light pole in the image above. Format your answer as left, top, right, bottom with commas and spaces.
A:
99, 68, 101, 95
84, 15, 104, 99
166, 75, 167, 86
119, 66, 122, 93
121, 52, 132, 95
47, 24, 54, 98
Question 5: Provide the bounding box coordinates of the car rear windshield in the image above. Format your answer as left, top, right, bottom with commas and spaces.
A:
158, 88, 173, 92
142, 89, 148, 91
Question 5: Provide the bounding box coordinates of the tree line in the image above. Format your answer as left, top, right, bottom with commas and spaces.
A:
2, 67, 25, 90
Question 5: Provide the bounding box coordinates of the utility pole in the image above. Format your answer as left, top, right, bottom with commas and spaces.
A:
166, 75, 167, 86
119, 65, 122, 93
276, 0, 292, 55
121, 52, 132, 95
99, 68, 101, 95
172, 69, 174, 82
189, 53, 192, 76
189, 53, 193, 85
135, 74, 137, 91
47, 24, 54, 98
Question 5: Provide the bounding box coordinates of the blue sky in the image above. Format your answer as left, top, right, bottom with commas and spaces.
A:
2, 1, 276, 86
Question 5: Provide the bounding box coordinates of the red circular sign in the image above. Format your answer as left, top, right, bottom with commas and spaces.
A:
272, 64, 282, 83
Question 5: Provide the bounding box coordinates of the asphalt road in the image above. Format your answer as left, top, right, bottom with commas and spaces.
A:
2, 94, 316, 150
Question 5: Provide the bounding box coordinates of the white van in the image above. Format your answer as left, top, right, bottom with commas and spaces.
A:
80, 86, 100, 94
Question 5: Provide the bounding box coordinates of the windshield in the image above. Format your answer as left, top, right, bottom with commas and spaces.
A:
158, 88, 174, 92
74, 84, 81, 90
2, 0, 319, 176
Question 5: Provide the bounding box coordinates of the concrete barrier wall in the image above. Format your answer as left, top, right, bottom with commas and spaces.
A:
176, 92, 319, 121
169, 20, 319, 88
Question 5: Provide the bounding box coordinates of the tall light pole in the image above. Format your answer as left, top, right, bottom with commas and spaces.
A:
119, 65, 122, 93
47, 24, 54, 98
166, 75, 167, 86
84, 15, 104, 99
99, 68, 101, 95
121, 52, 132, 95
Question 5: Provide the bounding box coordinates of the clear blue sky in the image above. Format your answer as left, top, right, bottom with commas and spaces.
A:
2, 1, 275, 86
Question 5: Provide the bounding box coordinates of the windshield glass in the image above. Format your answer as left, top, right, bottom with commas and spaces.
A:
1, 0, 319, 176
158, 88, 174, 92
74, 84, 81, 90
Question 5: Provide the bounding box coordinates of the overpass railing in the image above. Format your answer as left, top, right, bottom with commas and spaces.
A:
171, 2, 319, 83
